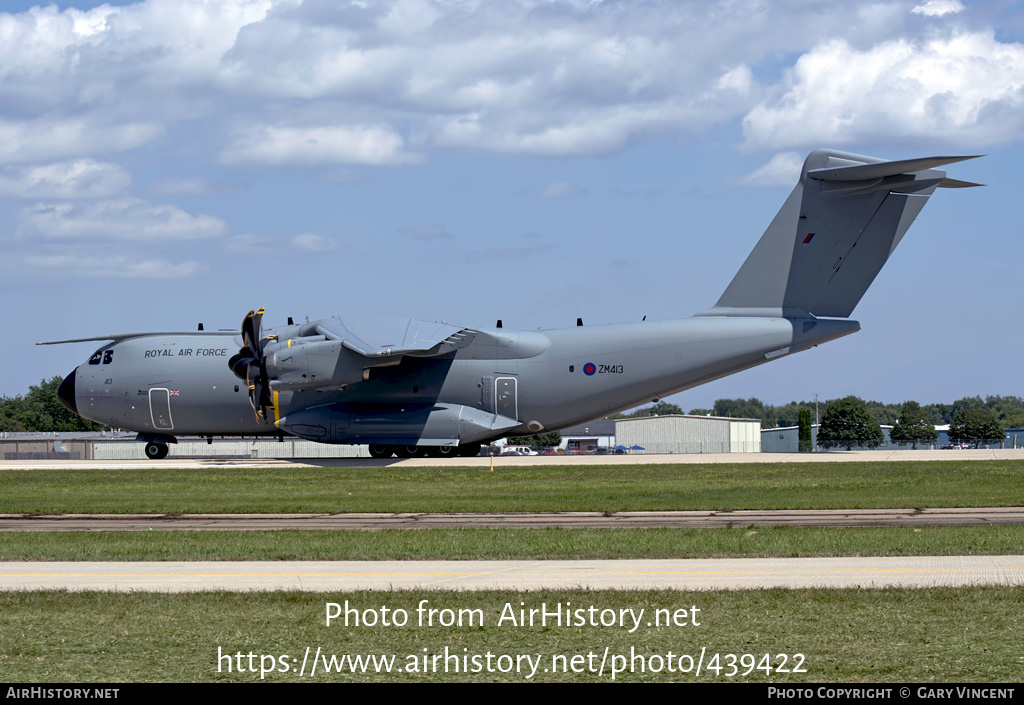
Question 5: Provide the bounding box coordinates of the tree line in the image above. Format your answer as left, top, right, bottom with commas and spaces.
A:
0, 377, 103, 433
615, 395, 1019, 450
614, 395, 1024, 431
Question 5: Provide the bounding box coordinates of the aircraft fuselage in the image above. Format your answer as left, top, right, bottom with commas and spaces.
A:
60, 316, 859, 444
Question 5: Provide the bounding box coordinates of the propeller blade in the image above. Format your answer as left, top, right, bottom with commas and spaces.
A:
241, 310, 256, 351
237, 307, 271, 423
251, 307, 265, 356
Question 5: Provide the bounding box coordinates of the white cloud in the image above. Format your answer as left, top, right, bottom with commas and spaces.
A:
738, 152, 804, 186
223, 233, 275, 253
151, 178, 213, 195
17, 198, 228, 241
541, 181, 584, 198
742, 31, 1024, 149
1, 0, 1022, 169
912, 1, 965, 17
0, 119, 163, 164
291, 233, 341, 251
0, 160, 130, 199
220, 124, 422, 168
24, 253, 204, 278
717, 65, 754, 95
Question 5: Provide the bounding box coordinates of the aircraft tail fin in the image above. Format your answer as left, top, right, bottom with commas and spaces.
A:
697, 149, 980, 319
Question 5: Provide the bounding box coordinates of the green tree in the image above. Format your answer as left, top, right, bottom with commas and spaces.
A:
713, 397, 768, 422
0, 395, 27, 432
0, 377, 102, 432
948, 408, 1005, 448
889, 401, 938, 449
625, 401, 683, 418
798, 408, 813, 452
983, 395, 1024, 428
864, 401, 899, 426
817, 396, 883, 451
772, 401, 812, 428
506, 431, 562, 450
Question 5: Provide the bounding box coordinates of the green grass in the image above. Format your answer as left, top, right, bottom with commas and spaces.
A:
1, 588, 1021, 682
3, 460, 1023, 514
3, 526, 1024, 561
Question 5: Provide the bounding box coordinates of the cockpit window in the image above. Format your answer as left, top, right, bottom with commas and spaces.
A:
88, 349, 114, 365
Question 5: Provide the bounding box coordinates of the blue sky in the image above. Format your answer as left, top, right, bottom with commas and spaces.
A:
1, 0, 1019, 411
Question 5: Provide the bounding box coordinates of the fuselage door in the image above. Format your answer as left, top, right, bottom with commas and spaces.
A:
495, 377, 518, 420
149, 388, 174, 430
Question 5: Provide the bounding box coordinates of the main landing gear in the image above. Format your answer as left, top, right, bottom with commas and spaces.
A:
368, 442, 481, 459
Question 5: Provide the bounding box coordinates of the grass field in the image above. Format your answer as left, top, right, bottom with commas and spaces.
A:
2, 459, 1021, 683
2, 588, 1021, 682
2, 525, 1024, 561
2, 460, 1022, 514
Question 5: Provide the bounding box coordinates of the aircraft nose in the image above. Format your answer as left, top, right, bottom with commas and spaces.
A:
57, 369, 77, 415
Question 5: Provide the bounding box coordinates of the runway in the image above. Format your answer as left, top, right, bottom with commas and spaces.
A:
2, 556, 1021, 592
1, 448, 1021, 470
3, 506, 1023, 531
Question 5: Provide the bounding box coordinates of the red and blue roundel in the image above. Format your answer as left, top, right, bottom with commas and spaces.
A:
583, 362, 596, 376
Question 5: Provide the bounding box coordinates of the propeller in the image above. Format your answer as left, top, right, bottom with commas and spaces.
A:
229, 307, 275, 423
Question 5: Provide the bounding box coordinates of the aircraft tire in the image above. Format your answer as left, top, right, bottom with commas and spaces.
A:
396, 445, 426, 458
145, 442, 169, 460
427, 445, 458, 458
457, 442, 482, 457
368, 444, 393, 459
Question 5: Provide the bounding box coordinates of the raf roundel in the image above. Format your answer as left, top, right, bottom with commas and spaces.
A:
583, 363, 596, 376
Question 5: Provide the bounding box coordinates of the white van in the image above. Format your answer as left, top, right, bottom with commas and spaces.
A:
504, 445, 538, 455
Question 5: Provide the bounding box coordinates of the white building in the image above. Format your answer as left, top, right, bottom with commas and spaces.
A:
615, 415, 761, 454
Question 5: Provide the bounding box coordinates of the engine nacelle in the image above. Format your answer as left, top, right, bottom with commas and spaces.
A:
264, 338, 367, 390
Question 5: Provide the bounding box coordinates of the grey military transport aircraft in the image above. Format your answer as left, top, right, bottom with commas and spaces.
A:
41, 149, 980, 459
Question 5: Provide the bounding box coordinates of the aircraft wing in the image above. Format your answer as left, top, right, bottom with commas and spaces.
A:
245, 315, 478, 408
37, 331, 236, 345
313, 316, 476, 359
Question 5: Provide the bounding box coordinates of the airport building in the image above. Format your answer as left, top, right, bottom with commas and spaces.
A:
0, 431, 369, 460
615, 415, 761, 454
761, 424, 1024, 452
557, 419, 618, 453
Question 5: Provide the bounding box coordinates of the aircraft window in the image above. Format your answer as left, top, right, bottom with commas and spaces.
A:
88, 351, 102, 365
569, 365, 575, 373
103, 350, 114, 364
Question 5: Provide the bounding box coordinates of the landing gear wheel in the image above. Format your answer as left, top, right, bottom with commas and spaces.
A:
144, 442, 169, 460
427, 445, 458, 458
457, 442, 482, 457
395, 445, 426, 458
368, 444, 394, 459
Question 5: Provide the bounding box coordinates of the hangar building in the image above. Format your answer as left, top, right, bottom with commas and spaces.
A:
615, 415, 761, 454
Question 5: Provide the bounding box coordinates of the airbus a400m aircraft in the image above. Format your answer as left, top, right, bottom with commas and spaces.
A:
43, 149, 979, 459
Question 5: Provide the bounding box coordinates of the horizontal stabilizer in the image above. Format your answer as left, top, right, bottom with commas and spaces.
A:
807, 155, 981, 182
938, 177, 984, 188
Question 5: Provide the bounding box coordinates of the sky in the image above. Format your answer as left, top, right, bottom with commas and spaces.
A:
0, 0, 1020, 412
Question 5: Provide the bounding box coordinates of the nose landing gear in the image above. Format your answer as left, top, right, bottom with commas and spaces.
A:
144, 442, 169, 460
